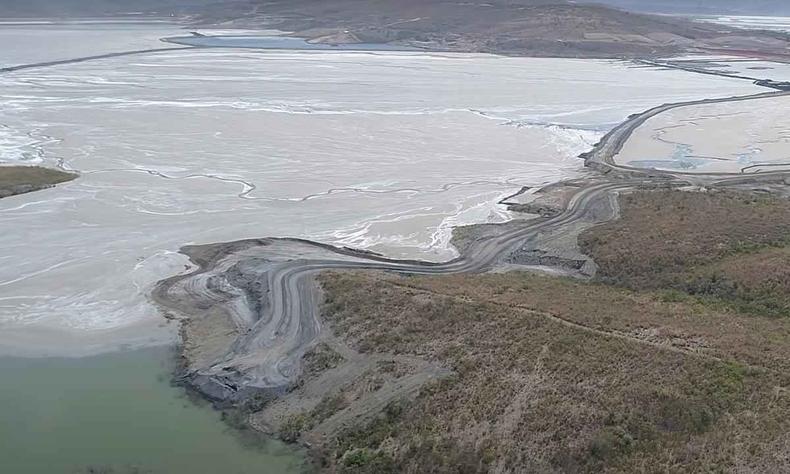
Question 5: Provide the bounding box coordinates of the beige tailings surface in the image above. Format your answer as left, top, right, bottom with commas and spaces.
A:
614, 94, 790, 173
0, 24, 762, 356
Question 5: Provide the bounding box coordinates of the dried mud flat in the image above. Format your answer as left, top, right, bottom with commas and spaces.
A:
613, 94, 790, 173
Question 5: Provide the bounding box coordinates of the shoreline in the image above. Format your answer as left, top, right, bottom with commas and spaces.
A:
4, 31, 786, 363
2, 14, 790, 472
0, 164, 77, 210
152, 178, 625, 399
0, 165, 76, 199
150, 88, 790, 453
0, 345, 309, 472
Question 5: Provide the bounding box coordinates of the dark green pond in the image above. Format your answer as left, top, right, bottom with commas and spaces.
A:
0, 347, 308, 474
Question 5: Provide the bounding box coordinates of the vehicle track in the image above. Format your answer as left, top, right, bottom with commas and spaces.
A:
582, 89, 790, 178
5, 34, 788, 405
154, 179, 651, 400
0, 46, 195, 74
153, 87, 790, 404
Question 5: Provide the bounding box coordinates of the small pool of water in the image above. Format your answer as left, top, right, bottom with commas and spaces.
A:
0, 347, 308, 474
164, 35, 414, 51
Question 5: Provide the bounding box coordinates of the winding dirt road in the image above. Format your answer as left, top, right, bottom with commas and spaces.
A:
582, 90, 790, 176
153, 85, 790, 404
153, 179, 633, 400
5, 35, 788, 404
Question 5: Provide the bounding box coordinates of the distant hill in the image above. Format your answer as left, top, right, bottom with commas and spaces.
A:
0, 0, 225, 17
5, 0, 790, 19
4, 0, 790, 60
590, 0, 790, 15
187, 0, 790, 59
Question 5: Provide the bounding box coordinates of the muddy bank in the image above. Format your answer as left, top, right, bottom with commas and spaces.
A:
151, 174, 626, 424
0, 166, 76, 199
149, 85, 790, 471
252, 186, 790, 471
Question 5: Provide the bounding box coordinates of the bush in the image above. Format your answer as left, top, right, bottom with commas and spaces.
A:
339, 448, 396, 473
589, 426, 634, 460
655, 396, 715, 434
278, 413, 308, 442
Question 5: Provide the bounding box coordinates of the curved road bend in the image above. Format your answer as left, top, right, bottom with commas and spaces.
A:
6, 39, 787, 399
157, 180, 646, 397
584, 89, 790, 177
157, 87, 790, 401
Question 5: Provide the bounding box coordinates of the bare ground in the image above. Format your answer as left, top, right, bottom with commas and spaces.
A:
274, 188, 790, 473
309, 269, 790, 473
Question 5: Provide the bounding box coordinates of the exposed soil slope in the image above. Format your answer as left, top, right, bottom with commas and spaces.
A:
298, 188, 790, 472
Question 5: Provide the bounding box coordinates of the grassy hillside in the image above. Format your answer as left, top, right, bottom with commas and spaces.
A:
593, 0, 790, 15
580, 190, 790, 317
0, 0, 226, 17
293, 189, 790, 472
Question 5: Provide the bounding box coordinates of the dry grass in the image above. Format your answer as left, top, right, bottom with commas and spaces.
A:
580, 190, 790, 316
303, 342, 345, 377
317, 271, 790, 473
393, 273, 790, 373
309, 189, 790, 473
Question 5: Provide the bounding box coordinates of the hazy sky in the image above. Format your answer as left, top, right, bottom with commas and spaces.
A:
585, 0, 790, 15
3, 0, 790, 18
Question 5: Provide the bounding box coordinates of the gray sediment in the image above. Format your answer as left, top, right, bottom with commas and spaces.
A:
151, 85, 790, 449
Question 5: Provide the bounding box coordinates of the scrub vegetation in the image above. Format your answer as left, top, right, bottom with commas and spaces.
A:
580, 189, 790, 317
300, 189, 790, 473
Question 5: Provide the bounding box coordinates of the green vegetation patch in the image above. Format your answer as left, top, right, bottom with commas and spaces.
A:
317, 270, 790, 473
310, 188, 790, 472
303, 342, 345, 376
580, 190, 790, 317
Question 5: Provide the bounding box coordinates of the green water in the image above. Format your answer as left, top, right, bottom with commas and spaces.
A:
0, 347, 309, 474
